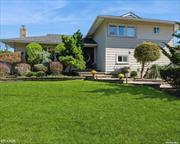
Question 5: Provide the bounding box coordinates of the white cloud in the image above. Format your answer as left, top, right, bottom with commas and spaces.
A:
0, 0, 85, 25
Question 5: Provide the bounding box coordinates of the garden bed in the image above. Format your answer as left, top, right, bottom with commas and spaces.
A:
0, 76, 84, 81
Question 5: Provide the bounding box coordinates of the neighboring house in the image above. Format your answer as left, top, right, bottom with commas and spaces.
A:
0, 12, 178, 73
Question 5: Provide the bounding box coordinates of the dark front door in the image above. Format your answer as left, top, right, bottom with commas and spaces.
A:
84, 47, 95, 68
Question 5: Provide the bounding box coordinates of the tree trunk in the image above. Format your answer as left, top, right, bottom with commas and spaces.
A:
140, 62, 145, 79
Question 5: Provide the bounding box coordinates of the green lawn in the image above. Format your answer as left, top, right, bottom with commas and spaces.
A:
0, 80, 179, 144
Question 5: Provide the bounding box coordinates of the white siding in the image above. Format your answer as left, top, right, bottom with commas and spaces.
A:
105, 48, 170, 73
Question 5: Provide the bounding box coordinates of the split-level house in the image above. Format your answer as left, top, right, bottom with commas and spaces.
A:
1, 12, 178, 73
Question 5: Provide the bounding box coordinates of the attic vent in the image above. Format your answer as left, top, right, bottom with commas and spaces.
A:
121, 12, 141, 19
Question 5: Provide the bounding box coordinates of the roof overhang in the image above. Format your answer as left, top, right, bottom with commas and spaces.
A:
86, 15, 176, 37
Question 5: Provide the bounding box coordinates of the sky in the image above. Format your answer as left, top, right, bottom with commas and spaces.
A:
0, 0, 180, 39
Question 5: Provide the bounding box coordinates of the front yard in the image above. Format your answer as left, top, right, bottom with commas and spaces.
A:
0, 80, 179, 144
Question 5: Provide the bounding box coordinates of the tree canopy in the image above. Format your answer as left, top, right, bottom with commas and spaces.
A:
55, 30, 85, 70
160, 22, 180, 66
134, 41, 160, 78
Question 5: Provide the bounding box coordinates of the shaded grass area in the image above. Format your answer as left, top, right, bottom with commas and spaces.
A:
0, 80, 180, 144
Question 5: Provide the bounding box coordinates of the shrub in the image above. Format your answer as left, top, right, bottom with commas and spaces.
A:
0, 51, 21, 64
36, 71, 45, 77
34, 64, 47, 72
120, 67, 130, 74
118, 73, 124, 79
49, 61, 63, 75
130, 71, 137, 78
0, 63, 10, 77
15, 63, 31, 76
91, 70, 97, 75
144, 64, 162, 79
134, 41, 160, 78
39, 51, 51, 65
160, 66, 180, 89
26, 42, 43, 66
26, 72, 37, 77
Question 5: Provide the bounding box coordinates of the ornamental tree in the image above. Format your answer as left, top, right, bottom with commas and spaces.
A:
55, 30, 85, 71
26, 42, 43, 66
134, 41, 160, 78
160, 22, 180, 89
160, 22, 180, 66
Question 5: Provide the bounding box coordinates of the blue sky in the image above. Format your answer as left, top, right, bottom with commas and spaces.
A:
0, 0, 180, 39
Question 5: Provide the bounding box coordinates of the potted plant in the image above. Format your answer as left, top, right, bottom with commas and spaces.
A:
91, 70, 97, 79
118, 73, 124, 83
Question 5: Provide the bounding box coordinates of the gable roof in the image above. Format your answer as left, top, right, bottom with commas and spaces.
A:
120, 11, 141, 19
87, 12, 176, 36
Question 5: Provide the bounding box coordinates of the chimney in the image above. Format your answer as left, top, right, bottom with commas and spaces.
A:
20, 25, 27, 38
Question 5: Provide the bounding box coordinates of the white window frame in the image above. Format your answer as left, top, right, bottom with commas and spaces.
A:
154, 27, 160, 34
116, 55, 129, 64
108, 23, 136, 38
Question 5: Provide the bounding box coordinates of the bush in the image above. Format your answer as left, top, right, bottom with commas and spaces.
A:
0, 63, 10, 77
34, 64, 47, 72
144, 64, 162, 79
26, 72, 37, 77
36, 71, 45, 77
0, 51, 21, 64
130, 71, 137, 78
26, 42, 43, 66
91, 70, 97, 75
160, 66, 180, 89
120, 67, 130, 74
134, 41, 160, 78
15, 63, 31, 76
49, 61, 63, 75
118, 73, 124, 79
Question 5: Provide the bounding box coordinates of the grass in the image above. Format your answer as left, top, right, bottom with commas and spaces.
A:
0, 80, 179, 144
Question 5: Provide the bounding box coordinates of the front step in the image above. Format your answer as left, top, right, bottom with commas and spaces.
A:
78, 71, 113, 79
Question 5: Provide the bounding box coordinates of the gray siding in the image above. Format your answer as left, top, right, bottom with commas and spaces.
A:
93, 22, 107, 71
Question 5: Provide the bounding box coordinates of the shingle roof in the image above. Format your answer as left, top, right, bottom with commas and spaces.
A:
0, 34, 97, 45
0, 34, 62, 45
83, 37, 97, 45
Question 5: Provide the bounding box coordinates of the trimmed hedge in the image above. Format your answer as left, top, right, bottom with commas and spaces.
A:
15, 63, 31, 76
49, 61, 63, 75
34, 64, 47, 72
160, 66, 180, 89
130, 71, 137, 78
0, 63, 10, 77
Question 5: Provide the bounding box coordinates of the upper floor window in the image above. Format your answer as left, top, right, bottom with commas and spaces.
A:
108, 25, 117, 36
108, 24, 136, 37
119, 26, 126, 36
154, 27, 160, 34
127, 26, 135, 37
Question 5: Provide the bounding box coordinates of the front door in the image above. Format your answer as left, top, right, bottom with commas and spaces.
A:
84, 47, 95, 68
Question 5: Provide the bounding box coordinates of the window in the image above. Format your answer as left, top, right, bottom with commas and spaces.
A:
117, 55, 128, 63
119, 26, 126, 36
108, 25, 117, 36
154, 27, 160, 34
127, 26, 135, 37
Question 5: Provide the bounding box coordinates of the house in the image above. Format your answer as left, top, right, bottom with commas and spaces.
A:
0, 12, 178, 73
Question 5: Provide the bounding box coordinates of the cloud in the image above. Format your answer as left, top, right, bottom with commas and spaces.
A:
0, 0, 85, 25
